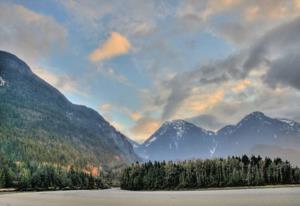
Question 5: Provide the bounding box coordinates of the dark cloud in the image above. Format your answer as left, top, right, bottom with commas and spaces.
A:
264, 51, 300, 90
161, 16, 300, 120
244, 16, 300, 74
161, 76, 192, 120
161, 52, 246, 120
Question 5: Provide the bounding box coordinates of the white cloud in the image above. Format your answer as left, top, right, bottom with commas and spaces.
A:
32, 67, 85, 96
177, 0, 300, 46
62, 0, 174, 38
0, 2, 67, 62
96, 65, 131, 86
99, 103, 113, 112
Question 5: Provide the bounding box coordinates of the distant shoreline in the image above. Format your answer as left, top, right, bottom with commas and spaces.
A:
2, 184, 300, 194
0, 187, 109, 194
180, 184, 300, 191
120, 184, 300, 192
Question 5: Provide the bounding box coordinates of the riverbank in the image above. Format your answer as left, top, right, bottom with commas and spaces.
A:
0, 187, 299, 206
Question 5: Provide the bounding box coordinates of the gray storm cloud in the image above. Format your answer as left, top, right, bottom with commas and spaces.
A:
161, 16, 300, 120
265, 51, 300, 90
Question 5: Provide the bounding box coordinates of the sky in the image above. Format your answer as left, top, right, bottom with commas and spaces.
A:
1, 0, 300, 142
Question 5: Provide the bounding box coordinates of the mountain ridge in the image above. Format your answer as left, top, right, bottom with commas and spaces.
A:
134, 111, 300, 165
0, 51, 140, 170
136, 119, 216, 161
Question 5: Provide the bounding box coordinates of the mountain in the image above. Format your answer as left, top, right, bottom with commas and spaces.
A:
215, 111, 300, 156
0, 51, 139, 170
125, 137, 140, 149
135, 112, 300, 165
136, 120, 216, 161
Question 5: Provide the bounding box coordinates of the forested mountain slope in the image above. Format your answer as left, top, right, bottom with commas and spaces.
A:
0, 51, 139, 171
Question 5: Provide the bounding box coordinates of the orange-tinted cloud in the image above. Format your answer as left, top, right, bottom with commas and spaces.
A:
33, 67, 79, 94
189, 90, 224, 112
111, 121, 125, 132
129, 112, 142, 121
296, 0, 300, 9
244, 1, 297, 22
130, 117, 161, 141
99, 103, 112, 111
245, 6, 260, 22
89, 32, 131, 62
231, 79, 251, 93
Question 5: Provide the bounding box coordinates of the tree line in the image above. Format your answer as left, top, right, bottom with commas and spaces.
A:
121, 155, 300, 190
0, 155, 108, 191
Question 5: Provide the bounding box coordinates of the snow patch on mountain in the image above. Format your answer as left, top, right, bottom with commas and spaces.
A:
175, 141, 180, 150
209, 144, 217, 156
132, 143, 139, 149
149, 137, 157, 143
145, 137, 157, 147
136, 111, 300, 162
280, 119, 296, 127
0, 76, 6, 86
165, 120, 187, 139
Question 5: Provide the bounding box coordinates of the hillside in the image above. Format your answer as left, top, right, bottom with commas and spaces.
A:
0, 51, 139, 171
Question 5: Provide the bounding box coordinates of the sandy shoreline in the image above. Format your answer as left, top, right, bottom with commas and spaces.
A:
0, 187, 299, 206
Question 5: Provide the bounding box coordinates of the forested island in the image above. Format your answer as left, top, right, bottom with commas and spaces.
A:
121, 155, 300, 190
0, 155, 108, 191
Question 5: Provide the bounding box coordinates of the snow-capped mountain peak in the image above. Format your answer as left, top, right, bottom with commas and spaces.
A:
136, 119, 215, 161
279, 119, 297, 127
132, 111, 300, 165
0, 76, 6, 86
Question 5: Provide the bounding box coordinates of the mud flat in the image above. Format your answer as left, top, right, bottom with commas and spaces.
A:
0, 187, 299, 206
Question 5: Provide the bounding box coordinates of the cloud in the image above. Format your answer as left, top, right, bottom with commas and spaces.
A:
170, 87, 228, 122
159, 16, 300, 121
231, 79, 251, 93
129, 112, 142, 121
0, 2, 67, 62
62, 0, 173, 38
216, 21, 257, 45
264, 51, 300, 90
188, 89, 224, 113
97, 66, 130, 86
99, 103, 112, 112
243, 1, 300, 22
186, 114, 226, 131
297, 0, 300, 9
7, 0, 298, 142
160, 53, 245, 120
89, 32, 131, 62
243, 16, 300, 73
110, 121, 125, 132
33, 67, 81, 95
177, 0, 241, 23
161, 77, 192, 120
130, 117, 161, 141
183, 0, 300, 46
182, 82, 300, 133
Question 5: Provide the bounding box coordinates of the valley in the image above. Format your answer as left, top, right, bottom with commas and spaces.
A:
1, 1, 300, 205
